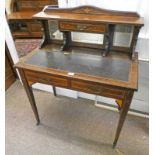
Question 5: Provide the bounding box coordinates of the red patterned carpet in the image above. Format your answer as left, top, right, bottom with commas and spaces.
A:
15, 39, 42, 57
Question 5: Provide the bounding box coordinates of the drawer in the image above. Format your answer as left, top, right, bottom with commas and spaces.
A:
19, 0, 58, 10
59, 22, 107, 33
71, 80, 125, 99
27, 21, 42, 32
24, 70, 68, 87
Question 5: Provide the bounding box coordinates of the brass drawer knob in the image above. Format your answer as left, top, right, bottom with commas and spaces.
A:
38, 77, 52, 82
76, 25, 87, 31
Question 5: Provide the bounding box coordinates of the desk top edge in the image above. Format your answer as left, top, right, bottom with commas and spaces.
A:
14, 49, 138, 90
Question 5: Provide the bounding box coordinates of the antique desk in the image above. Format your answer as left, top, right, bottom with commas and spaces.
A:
7, 0, 58, 39
15, 5, 144, 147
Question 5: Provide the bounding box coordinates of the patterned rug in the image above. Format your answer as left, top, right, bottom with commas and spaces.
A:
15, 39, 42, 57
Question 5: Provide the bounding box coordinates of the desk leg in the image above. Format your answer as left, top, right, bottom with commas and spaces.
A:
52, 86, 57, 96
113, 90, 134, 148
19, 69, 40, 125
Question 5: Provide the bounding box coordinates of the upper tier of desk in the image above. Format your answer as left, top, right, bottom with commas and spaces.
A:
33, 5, 144, 26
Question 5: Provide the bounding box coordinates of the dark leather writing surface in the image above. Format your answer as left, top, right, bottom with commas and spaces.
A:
26, 51, 131, 82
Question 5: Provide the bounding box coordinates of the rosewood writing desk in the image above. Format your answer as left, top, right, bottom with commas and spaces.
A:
15, 46, 138, 148
14, 5, 143, 148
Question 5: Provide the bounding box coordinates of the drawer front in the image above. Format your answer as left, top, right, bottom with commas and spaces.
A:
18, 0, 58, 11
27, 22, 42, 32
71, 80, 125, 99
59, 22, 107, 33
25, 70, 68, 87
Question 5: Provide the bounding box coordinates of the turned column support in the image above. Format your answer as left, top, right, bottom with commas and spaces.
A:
103, 24, 115, 56
130, 26, 141, 60
61, 31, 72, 51
39, 20, 51, 48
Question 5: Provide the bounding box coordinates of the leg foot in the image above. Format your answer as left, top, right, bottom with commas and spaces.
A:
36, 120, 40, 126
112, 142, 116, 148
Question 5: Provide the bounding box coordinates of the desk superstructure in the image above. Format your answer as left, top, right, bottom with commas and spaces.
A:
33, 5, 144, 59
15, 5, 144, 148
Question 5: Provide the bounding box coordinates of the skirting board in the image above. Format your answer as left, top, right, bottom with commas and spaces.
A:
94, 101, 149, 118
